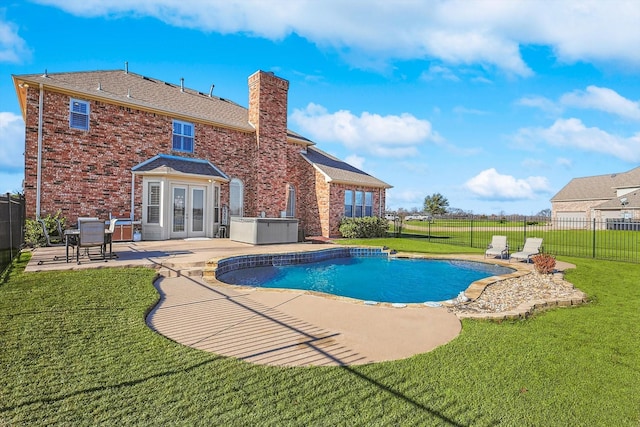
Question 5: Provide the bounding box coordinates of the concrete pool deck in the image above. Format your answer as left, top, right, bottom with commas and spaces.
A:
25, 238, 569, 367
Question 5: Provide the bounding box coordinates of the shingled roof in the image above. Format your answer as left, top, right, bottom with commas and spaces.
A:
301, 147, 391, 189
551, 166, 640, 202
594, 191, 640, 209
132, 154, 228, 180
13, 69, 312, 144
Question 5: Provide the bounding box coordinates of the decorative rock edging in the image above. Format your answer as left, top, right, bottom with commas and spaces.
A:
445, 269, 588, 320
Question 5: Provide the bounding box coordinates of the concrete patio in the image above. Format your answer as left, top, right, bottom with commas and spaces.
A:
24, 238, 540, 366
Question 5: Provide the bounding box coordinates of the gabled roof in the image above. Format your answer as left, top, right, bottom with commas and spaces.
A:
301, 147, 392, 189
12, 69, 312, 146
594, 191, 640, 210
132, 154, 228, 181
551, 166, 640, 202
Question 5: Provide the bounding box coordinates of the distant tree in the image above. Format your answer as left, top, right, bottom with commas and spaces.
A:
536, 208, 551, 217
423, 193, 449, 216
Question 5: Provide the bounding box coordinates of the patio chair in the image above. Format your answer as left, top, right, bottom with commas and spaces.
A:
38, 218, 64, 247
485, 235, 509, 259
510, 238, 543, 263
77, 219, 108, 264
36, 218, 69, 265
104, 218, 118, 259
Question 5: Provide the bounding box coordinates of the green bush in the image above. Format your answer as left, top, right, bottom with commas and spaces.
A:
339, 216, 389, 238
24, 211, 67, 248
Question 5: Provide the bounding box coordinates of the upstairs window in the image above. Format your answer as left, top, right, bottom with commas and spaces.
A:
172, 120, 194, 153
70, 99, 89, 130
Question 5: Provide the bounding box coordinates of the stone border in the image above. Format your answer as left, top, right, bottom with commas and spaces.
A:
204, 248, 543, 310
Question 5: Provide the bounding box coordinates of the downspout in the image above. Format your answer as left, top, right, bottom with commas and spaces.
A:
130, 172, 135, 222
36, 83, 44, 218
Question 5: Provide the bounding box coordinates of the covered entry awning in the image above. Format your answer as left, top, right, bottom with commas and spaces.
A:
132, 154, 229, 181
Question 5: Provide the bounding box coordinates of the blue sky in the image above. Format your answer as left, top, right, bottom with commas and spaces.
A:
1, 1, 640, 215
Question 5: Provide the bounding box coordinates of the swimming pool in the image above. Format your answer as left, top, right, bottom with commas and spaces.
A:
215, 248, 514, 304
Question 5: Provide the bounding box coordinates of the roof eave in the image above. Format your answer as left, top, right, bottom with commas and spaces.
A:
14, 75, 255, 134
131, 167, 229, 182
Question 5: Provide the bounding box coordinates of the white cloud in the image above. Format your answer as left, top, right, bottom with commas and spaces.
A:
344, 154, 365, 170
560, 86, 640, 121
515, 118, 640, 162
0, 112, 25, 193
556, 157, 573, 169
33, 0, 640, 75
385, 188, 426, 210
0, 18, 31, 63
420, 65, 460, 82
516, 95, 563, 115
0, 112, 25, 169
464, 168, 550, 201
290, 103, 432, 158
452, 106, 489, 116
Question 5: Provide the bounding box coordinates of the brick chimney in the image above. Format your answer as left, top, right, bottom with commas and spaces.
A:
248, 71, 290, 217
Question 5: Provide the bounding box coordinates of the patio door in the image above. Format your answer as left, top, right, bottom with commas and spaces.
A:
171, 185, 207, 239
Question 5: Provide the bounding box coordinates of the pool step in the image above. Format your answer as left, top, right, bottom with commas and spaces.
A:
157, 265, 204, 278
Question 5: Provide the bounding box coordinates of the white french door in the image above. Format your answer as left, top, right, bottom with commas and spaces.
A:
171, 185, 207, 238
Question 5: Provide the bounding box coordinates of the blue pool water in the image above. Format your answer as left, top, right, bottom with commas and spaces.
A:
217, 257, 514, 304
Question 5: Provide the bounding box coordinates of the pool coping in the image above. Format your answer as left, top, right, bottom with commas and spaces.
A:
203, 246, 534, 309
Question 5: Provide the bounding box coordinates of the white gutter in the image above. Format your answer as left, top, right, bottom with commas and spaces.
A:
36, 83, 44, 218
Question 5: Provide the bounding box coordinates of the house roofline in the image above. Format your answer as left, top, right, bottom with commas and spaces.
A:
13, 74, 255, 134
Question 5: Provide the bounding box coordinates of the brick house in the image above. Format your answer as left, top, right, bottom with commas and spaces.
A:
551, 166, 640, 224
12, 68, 391, 239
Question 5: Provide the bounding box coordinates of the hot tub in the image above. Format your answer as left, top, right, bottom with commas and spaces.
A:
229, 217, 298, 245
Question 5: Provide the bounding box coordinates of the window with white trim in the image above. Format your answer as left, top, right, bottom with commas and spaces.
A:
344, 190, 354, 217
365, 191, 373, 216
213, 186, 220, 223
229, 178, 244, 217
285, 184, 296, 217
172, 120, 194, 152
70, 99, 89, 130
147, 182, 161, 223
344, 190, 374, 218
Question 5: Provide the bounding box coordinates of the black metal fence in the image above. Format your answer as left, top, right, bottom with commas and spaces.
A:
0, 193, 26, 275
393, 215, 640, 263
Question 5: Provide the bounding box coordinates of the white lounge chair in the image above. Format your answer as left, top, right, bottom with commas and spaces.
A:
510, 238, 543, 263
485, 235, 509, 259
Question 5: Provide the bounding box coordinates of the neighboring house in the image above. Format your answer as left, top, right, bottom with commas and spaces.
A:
13, 68, 391, 239
551, 166, 640, 224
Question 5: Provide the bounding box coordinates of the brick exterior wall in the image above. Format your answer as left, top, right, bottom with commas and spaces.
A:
248, 71, 289, 218
22, 72, 386, 238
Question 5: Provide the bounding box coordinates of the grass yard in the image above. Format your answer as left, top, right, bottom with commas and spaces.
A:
1, 242, 639, 425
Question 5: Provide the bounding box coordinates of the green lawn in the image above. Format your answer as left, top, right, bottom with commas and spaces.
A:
1, 244, 639, 425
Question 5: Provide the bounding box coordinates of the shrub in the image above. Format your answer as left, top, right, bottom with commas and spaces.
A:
531, 253, 556, 274
339, 216, 389, 239
24, 211, 67, 248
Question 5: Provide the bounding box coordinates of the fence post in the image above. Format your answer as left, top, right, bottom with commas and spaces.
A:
7, 192, 12, 262
592, 218, 596, 259
523, 216, 527, 246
